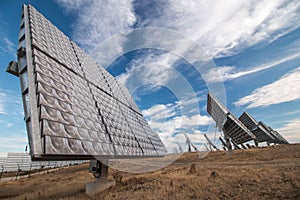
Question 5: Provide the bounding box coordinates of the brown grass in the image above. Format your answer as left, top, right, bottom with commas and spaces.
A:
0, 144, 300, 199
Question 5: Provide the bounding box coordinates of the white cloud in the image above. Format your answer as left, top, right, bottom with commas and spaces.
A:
57, 0, 300, 58
155, 0, 300, 57
203, 52, 300, 83
0, 89, 23, 116
6, 123, 13, 128
116, 52, 179, 92
235, 66, 300, 108
0, 92, 7, 114
142, 102, 214, 152
277, 119, 300, 143
0, 37, 15, 57
0, 134, 28, 152
56, 0, 136, 50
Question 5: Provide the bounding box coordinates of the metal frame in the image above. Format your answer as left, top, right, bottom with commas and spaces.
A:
8, 4, 166, 161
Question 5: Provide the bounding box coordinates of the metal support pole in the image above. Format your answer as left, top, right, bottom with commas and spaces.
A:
204, 134, 219, 150
231, 139, 241, 150
241, 143, 247, 149
86, 160, 113, 196
254, 139, 259, 147
0, 165, 4, 181
224, 133, 232, 154
219, 137, 228, 150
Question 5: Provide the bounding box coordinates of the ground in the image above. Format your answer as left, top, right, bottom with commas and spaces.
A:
0, 144, 299, 199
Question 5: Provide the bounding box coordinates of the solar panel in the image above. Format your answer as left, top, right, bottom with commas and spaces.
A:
239, 112, 288, 144
8, 5, 166, 160
239, 112, 275, 143
207, 93, 256, 144
206, 93, 229, 131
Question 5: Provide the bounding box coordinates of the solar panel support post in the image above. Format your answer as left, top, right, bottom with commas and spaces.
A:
224, 133, 233, 154
240, 143, 247, 149
219, 137, 228, 150
86, 159, 113, 196
254, 139, 259, 147
204, 134, 219, 150
0, 165, 4, 180
231, 139, 241, 150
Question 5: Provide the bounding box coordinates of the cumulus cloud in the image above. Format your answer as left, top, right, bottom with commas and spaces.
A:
141, 101, 213, 151
235, 67, 300, 108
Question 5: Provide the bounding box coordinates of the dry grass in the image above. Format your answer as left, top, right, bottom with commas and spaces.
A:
0, 144, 300, 199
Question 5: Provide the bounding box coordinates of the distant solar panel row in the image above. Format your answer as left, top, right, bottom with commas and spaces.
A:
207, 93, 256, 144
239, 112, 288, 144
9, 5, 166, 160
207, 93, 288, 145
0, 153, 83, 172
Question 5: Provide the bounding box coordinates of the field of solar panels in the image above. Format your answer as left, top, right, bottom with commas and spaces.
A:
0, 143, 299, 199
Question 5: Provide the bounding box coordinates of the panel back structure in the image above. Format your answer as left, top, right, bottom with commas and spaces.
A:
239, 112, 288, 144
9, 5, 166, 160
207, 93, 256, 144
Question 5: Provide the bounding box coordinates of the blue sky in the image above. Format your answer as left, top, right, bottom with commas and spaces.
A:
0, 0, 300, 153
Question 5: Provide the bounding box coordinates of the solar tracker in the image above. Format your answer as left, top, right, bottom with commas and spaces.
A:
7, 5, 166, 161
239, 112, 288, 144
207, 93, 256, 144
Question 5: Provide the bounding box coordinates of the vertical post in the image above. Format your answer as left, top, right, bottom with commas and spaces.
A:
0, 165, 4, 181
224, 132, 232, 154
86, 159, 113, 196
254, 140, 259, 147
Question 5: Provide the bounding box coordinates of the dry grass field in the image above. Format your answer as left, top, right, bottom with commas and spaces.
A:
0, 144, 299, 199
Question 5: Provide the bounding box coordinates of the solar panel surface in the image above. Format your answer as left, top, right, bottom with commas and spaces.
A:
12, 5, 166, 160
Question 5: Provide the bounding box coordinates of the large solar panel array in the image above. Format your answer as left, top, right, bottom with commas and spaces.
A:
207, 93, 256, 144
9, 5, 166, 160
239, 112, 288, 144
207, 93, 288, 146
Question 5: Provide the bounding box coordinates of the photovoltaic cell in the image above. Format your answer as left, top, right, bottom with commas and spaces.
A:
239, 112, 276, 143
11, 5, 166, 160
207, 93, 256, 144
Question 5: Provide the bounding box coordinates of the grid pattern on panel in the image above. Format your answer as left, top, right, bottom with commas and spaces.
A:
259, 122, 289, 144
33, 47, 114, 156
207, 94, 256, 144
16, 4, 166, 159
207, 93, 229, 130
28, 6, 82, 76
223, 115, 256, 144
239, 112, 276, 143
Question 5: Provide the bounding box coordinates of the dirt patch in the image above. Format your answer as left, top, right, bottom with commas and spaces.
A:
0, 144, 299, 199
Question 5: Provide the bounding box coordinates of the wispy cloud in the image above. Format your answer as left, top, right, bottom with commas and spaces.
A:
203, 52, 300, 83
0, 134, 27, 152
116, 52, 179, 92
56, 0, 136, 50
0, 92, 7, 115
235, 66, 300, 108
0, 37, 16, 57
277, 118, 300, 143
0, 89, 23, 116
57, 0, 300, 58
154, 0, 300, 57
